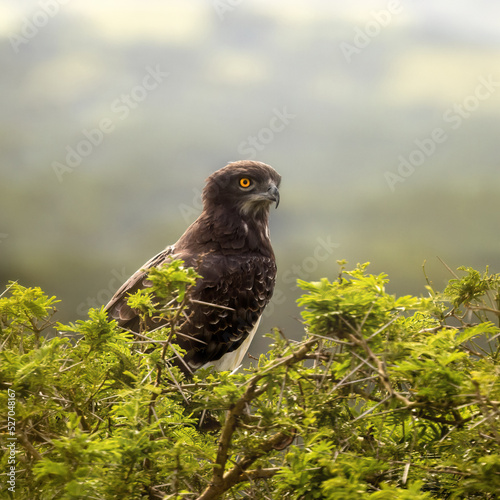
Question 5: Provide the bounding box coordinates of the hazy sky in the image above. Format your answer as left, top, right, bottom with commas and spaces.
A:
2, 0, 500, 332
3, 0, 500, 41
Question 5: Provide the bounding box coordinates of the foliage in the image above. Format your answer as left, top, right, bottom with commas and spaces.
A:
1, 261, 500, 499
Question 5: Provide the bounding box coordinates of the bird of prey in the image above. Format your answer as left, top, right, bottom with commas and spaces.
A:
105, 160, 281, 375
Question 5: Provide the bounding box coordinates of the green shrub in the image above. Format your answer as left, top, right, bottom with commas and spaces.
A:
1, 261, 499, 499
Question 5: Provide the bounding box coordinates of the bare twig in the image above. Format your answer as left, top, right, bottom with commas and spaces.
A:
190, 299, 236, 312
347, 328, 412, 407
197, 338, 318, 500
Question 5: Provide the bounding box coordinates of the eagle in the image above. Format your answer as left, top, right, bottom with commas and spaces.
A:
105, 160, 281, 376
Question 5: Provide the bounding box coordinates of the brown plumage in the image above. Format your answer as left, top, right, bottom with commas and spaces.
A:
105, 160, 281, 374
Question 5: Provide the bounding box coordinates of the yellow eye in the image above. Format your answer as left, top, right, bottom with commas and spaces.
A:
239, 177, 252, 188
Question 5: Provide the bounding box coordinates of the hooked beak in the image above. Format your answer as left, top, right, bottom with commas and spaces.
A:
240, 182, 281, 216
267, 183, 280, 209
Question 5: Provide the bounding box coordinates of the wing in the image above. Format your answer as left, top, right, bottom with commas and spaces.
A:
105, 246, 176, 331
106, 248, 276, 373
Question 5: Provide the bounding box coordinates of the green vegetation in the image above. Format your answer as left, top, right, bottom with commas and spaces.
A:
1, 261, 499, 499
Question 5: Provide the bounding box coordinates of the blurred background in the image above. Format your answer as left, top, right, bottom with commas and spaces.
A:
2, 0, 500, 357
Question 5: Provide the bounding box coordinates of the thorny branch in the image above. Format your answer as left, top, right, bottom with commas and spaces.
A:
196, 338, 318, 500
346, 324, 412, 407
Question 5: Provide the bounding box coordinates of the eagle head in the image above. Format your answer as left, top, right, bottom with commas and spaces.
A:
202, 160, 281, 218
